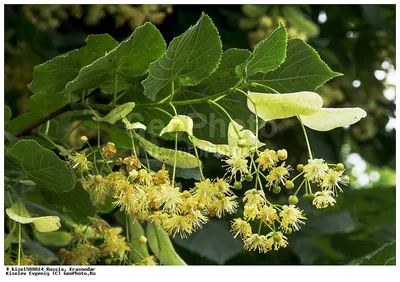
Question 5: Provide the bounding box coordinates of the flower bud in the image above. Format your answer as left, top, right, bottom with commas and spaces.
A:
139, 235, 148, 245
285, 180, 294, 189
288, 195, 298, 205
94, 175, 103, 183
336, 163, 345, 171
80, 136, 88, 143
285, 228, 292, 235
105, 258, 112, 265
245, 173, 253, 182
238, 139, 248, 148
277, 149, 288, 161
273, 232, 283, 243
343, 175, 350, 183
197, 203, 205, 210
233, 181, 242, 190
308, 193, 316, 200
272, 185, 281, 194
296, 164, 304, 172
182, 190, 191, 198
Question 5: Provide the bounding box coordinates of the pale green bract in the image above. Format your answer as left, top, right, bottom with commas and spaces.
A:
247, 91, 323, 121
122, 118, 147, 131
227, 120, 265, 157
300, 107, 367, 131
6, 201, 61, 233
160, 115, 194, 136
93, 102, 135, 124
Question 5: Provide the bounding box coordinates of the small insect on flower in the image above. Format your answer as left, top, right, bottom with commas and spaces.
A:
303, 158, 329, 183
244, 234, 270, 253
312, 190, 337, 209
320, 168, 348, 196
230, 218, 252, 239
279, 205, 307, 232
256, 149, 279, 171
223, 155, 249, 180
102, 142, 117, 159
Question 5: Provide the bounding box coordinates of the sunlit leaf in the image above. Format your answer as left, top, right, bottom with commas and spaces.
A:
28, 34, 118, 95
142, 13, 222, 100
247, 91, 323, 121
282, 6, 319, 37
6, 201, 61, 232
300, 107, 367, 131
66, 23, 166, 94
249, 39, 342, 93
244, 24, 287, 77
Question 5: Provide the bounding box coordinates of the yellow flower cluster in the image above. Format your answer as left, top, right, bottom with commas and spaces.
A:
301, 159, 349, 209
59, 219, 130, 265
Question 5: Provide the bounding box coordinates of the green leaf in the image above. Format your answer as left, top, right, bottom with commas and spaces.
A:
6, 200, 61, 232
247, 91, 323, 121
129, 218, 150, 263
5, 140, 76, 192
282, 6, 319, 37
66, 23, 165, 94
33, 229, 72, 247
136, 134, 200, 169
349, 241, 395, 265
28, 34, 118, 95
41, 182, 97, 220
83, 121, 132, 149
160, 115, 194, 136
177, 49, 252, 143
142, 13, 222, 100
249, 38, 342, 93
5, 106, 12, 122
300, 107, 367, 131
244, 24, 287, 77
146, 222, 186, 265
93, 102, 135, 124
29, 92, 70, 115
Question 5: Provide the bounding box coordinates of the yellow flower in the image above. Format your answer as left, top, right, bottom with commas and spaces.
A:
223, 156, 249, 180
123, 155, 142, 171
209, 195, 238, 218
137, 256, 158, 266
279, 205, 306, 232
154, 184, 183, 212
266, 231, 288, 251
101, 228, 130, 260
312, 190, 337, 209
20, 255, 37, 266
192, 178, 218, 205
256, 149, 278, 171
153, 165, 170, 185
243, 189, 266, 205
257, 205, 279, 225
320, 169, 348, 195
102, 142, 117, 159
243, 203, 259, 221
230, 218, 252, 238
79, 175, 110, 205
303, 158, 329, 183
68, 152, 92, 173
67, 244, 100, 265
214, 178, 232, 194
243, 234, 270, 253
265, 162, 291, 187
